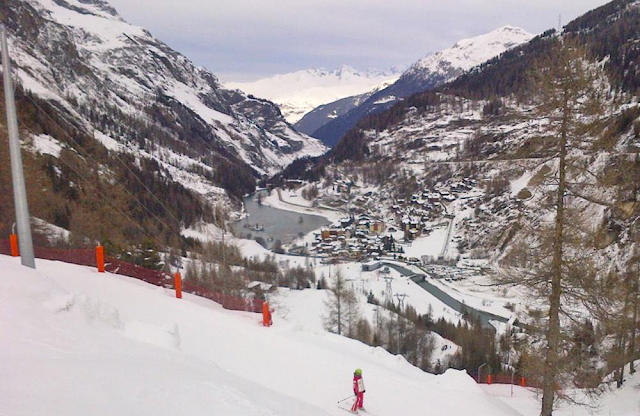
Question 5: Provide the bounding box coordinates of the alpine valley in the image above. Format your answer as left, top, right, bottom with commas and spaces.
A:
0, 0, 326, 248
1, 1, 640, 416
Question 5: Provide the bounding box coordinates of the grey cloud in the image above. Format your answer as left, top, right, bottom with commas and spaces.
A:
107, 0, 611, 81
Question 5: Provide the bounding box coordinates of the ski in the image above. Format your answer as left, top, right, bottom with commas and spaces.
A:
337, 403, 378, 416
337, 403, 358, 415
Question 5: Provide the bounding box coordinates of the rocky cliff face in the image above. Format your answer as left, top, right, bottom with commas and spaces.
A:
1, 0, 326, 192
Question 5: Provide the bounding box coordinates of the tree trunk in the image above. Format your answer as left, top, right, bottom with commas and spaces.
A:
629, 267, 638, 374
541, 88, 569, 416
617, 292, 629, 388
337, 295, 342, 336
618, 329, 626, 388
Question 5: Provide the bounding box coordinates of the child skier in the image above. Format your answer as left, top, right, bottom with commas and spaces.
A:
351, 368, 365, 413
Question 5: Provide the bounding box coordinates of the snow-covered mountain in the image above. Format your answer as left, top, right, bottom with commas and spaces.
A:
2, 0, 326, 192
396, 26, 533, 95
311, 26, 534, 147
226, 65, 402, 124
294, 79, 396, 136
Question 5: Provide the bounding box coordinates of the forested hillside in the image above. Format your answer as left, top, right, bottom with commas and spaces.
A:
0, 85, 213, 256
0, 0, 326, 257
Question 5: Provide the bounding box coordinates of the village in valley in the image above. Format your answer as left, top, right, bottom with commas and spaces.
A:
279, 175, 488, 268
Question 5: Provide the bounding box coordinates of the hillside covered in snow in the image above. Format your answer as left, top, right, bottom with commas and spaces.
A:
310, 26, 533, 147
0, 0, 329, 253
2, 0, 326, 182
0, 254, 515, 416
4, 254, 639, 415
271, 2, 640, 405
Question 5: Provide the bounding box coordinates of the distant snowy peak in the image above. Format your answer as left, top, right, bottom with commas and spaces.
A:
408, 26, 534, 79
226, 66, 402, 123
302, 65, 400, 80
294, 78, 400, 135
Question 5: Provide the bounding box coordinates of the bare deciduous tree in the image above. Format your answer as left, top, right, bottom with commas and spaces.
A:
324, 268, 360, 336
498, 38, 611, 416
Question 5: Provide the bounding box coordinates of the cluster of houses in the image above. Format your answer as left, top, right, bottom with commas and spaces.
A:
310, 213, 392, 259
391, 178, 478, 241
305, 177, 480, 260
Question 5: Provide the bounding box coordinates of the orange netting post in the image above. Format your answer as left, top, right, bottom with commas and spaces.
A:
96, 245, 105, 273
174, 272, 182, 299
521, 377, 526, 387
10, 234, 19, 257
487, 374, 492, 385
262, 301, 272, 327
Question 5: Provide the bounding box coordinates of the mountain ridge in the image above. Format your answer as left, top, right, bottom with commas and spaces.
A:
0, 0, 325, 251
225, 65, 402, 124
4, 0, 326, 180
309, 26, 534, 147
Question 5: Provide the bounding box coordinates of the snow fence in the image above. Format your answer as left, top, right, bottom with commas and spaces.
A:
0, 239, 263, 313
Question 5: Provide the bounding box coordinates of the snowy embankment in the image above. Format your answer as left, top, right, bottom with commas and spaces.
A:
1, 255, 526, 416
275, 281, 460, 367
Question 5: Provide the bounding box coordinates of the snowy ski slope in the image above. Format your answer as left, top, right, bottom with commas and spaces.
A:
1, 254, 521, 416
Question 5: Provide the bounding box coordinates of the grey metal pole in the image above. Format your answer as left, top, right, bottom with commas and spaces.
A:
1, 24, 35, 269
478, 362, 487, 384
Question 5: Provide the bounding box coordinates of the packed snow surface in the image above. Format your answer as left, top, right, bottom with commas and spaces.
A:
1, 254, 526, 416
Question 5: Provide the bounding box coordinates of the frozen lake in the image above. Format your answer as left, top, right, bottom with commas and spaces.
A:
231, 191, 330, 249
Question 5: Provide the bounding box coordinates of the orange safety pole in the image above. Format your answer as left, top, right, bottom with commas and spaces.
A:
487, 374, 492, 385
9, 234, 19, 257
95, 245, 105, 273
174, 272, 182, 299
521, 377, 526, 387
262, 301, 271, 327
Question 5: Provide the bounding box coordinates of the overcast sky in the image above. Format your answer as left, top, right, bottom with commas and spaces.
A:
107, 0, 611, 82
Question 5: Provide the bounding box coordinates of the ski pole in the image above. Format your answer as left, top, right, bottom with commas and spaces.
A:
337, 395, 354, 403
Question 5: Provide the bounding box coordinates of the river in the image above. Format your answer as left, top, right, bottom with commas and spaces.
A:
231, 191, 331, 249
382, 262, 514, 331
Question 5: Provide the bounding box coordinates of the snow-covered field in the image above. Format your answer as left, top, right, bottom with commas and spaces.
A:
261, 188, 344, 224
234, 234, 465, 326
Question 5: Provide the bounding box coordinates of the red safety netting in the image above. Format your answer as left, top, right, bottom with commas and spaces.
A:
183, 281, 263, 313
104, 255, 170, 288
1, 240, 263, 313
475, 373, 540, 389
